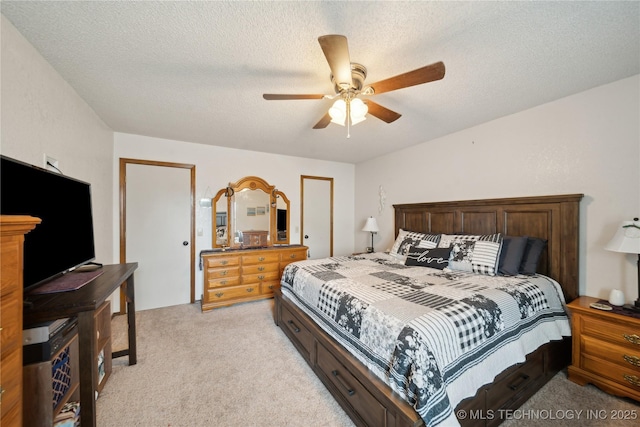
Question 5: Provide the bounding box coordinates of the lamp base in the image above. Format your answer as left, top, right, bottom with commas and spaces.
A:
366, 247, 374, 253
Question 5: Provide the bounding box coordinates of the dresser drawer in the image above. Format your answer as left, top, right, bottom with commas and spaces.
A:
581, 315, 640, 349
582, 335, 640, 371
0, 290, 21, 355
207, 276, 241, 289
0, 348, 21, 419
242, 253, 280, 265
205, 255, 240, 268
207, 266, 241, 279
244, 271, 279, 285
281, 249, 306, 263
207, 285, 259, 301
242, 263, 279, 275
260, 280, 280, 295
316, 342, 387, 427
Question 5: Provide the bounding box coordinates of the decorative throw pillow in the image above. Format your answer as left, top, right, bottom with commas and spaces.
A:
498, 236, 528, 276
405, 246, 452, 269
438, 233, 503, 276
389, 229, 440, 261
519, 237, 547, 275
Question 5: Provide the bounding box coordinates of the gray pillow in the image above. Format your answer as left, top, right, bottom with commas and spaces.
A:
519, 237, 547, 275
498, 236, 528, 276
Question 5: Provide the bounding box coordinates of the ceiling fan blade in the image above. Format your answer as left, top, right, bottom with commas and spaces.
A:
318, 35, 353, 89
313, 113, 332, 129
263, 94, 325, 100
368, 61, 445, 95
365, 100, 402, 123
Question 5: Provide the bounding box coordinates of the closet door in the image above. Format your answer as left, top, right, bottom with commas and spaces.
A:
301, 176, 333, 259
121, 159, 194, 311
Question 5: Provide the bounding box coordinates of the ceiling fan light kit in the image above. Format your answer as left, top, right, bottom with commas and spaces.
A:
263, 34, 445, 137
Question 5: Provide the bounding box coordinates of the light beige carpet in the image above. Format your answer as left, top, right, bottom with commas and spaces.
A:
98, 300, 638, 426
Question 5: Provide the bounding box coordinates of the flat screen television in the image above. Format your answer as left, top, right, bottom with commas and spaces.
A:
1, 155, 96, 292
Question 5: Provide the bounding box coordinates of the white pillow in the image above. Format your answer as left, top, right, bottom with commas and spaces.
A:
438, 233, 503, 276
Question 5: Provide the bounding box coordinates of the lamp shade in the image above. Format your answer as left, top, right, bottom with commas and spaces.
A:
605, 220, 640, 254
362, 216, 379, 233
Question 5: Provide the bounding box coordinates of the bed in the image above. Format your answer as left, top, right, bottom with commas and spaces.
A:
273, 194, 582, 427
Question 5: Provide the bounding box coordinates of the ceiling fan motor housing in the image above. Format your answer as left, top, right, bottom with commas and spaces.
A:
332, 63, 367, 93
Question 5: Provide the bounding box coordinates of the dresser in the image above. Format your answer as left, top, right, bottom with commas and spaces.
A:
567, 296, 640, 401
200, 245, 307, 311
1, 215, 40, 427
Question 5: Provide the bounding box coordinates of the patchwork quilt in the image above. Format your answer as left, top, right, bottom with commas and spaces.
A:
281, 253, 571, 427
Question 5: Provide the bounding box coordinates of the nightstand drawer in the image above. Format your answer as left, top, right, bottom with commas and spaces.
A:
583, 355, 640, 390
582, 335, 640, 371
581, 315, 640, 349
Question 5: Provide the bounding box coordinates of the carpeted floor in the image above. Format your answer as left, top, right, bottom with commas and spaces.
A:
98, 300, 638, 426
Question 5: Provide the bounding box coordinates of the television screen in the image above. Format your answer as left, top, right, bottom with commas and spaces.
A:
1, 155, 96, 291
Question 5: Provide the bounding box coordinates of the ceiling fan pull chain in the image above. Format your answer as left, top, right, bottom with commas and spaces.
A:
346, 98, 351, 138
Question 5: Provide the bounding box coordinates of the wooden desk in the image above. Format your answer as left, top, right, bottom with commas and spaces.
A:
24, 263, 138, 427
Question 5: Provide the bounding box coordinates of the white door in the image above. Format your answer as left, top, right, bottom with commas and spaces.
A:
301, 176, 333, 259
125, 163, 192, 311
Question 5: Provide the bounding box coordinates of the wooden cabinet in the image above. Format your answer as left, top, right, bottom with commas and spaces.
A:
0, 215, 40, 427
94, 300, 112, 395
568, 296, 640, 401
201, 245, 307, 311
23, 331, 80, 427
241, 230, 269, 248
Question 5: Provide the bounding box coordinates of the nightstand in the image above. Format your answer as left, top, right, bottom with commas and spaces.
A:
567, 296, 640, 401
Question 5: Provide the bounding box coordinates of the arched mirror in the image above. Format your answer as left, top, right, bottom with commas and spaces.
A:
211, 176, 290, 248
275, 190, 290, 244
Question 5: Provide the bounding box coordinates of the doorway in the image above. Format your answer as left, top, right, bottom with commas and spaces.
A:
119, 158, 195, 312
301, 175, 333, 259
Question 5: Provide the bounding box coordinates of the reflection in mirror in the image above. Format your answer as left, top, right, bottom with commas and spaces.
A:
232, 187, 270, 247
213, 188, 229, 247
275, 191, 290, 244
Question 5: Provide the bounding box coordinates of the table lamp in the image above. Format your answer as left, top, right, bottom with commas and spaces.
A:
605, 218, 640, 311
362, 217, 379, 253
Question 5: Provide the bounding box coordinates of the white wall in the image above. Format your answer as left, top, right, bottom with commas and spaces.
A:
113, 133, 355, 301
355, 75, 640, 302
1, 15, 114, 266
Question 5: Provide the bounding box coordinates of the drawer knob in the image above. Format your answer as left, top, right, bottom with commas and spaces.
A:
258, 256, 265, 261
332, 370, 356, 396
221, 260, 228, 266
258, 266, 265, 271
246, 287, 254, 293
220, 270, 227, 276
268, 285, 274, 290
220, 280, 227, 285
258, 275, 265, 280
215, 292, 224, 298
623, 374, 640, 387
623, 334, 640, 345
289, 254, 296, 259
623, 354, 640, 367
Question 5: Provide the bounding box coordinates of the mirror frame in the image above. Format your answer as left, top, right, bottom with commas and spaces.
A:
211, 176, 290, 248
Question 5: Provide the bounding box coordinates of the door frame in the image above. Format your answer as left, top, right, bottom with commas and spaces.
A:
300, 175, 334, 257
119, 158, 196, 313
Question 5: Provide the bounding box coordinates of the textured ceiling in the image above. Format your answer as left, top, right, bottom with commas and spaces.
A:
2, 1, 639, 164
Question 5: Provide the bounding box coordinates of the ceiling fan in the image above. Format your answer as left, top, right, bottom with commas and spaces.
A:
263, 35, 445, 136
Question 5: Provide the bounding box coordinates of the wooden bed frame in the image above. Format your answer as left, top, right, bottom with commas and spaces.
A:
274, 194, 583, 427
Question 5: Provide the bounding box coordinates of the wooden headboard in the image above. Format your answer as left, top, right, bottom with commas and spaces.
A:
394, 194, 583, 302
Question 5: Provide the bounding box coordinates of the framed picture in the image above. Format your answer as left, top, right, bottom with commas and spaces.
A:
256, 206, 266, 215
247, 207, 256, 216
